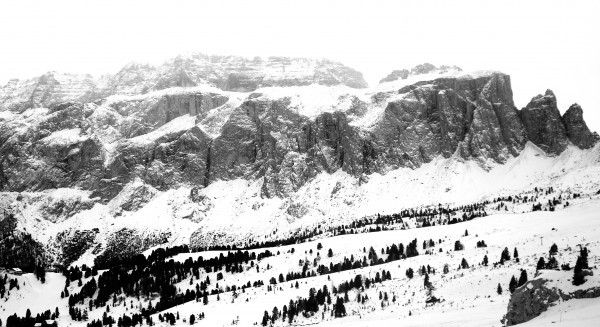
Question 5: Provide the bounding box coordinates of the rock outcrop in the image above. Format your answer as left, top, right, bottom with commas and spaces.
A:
0, 102, 105, 192
503, 271, 600, 326
373, 73, 527, 167
519, 90, 569, 155
562, 103, 599, 149
379, 63, 462, 83
379, 69, 410, 83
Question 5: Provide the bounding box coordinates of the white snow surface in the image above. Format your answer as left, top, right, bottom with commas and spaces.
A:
38, 128, 86, 146
374, 68, 490, 93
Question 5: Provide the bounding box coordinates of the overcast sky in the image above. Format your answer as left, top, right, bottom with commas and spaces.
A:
1, 0, 598, 131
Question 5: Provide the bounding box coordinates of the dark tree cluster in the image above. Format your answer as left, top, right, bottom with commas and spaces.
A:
263, 285, 333, 325
573, 246, 590, 286
0, 274, 19, 299
492, 187, 577, 212
508, 270, 528, 293
68, 247, 275, 323
263, 269, 390, 324
499, 247, 511, 264
275, 240, 420, 288
0, 213, 47, 272
536, 244, 560, 271
333, 269, 391, 295
5, 308, 59, 327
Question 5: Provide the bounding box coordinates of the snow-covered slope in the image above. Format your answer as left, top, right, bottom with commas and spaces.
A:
3, 193, 599, 327
4, 140, 599, 270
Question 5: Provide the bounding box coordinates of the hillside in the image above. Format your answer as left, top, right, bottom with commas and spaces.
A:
1, 195, 599, 326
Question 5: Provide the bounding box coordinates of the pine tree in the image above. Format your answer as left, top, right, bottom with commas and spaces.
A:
189, 315, 195, 325
482, 255, 489, 266
454, 240, 464, 251
281, 304, 287, 321
289, 300, 296, 323
334, 297, 346, 317
497, 283, 503, 295
501, 247, 511, 262
271, 307, 279, 324
261, 311, 269, 326
549, 243, 558, 255
573, 254, 586, 286
513, 248, 519, 260
509, 276, 517, 293
460, 258, 469, 269
517, 270, 528, 287
424, 273, 431, 289
536, 257, 546, 271
546, 256, 559, 270
580, 247, 589, 269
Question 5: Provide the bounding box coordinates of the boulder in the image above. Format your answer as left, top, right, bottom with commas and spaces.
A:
503, 271, 600, 326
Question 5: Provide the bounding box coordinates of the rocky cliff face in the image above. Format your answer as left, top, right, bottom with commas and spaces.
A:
520, 90, 569, 155
0, 72, 113, 113
0, 69, 596, 202
373, 73, 527, 168
519, 90, 599, 155
0, 54, 367, 112
562, 103, 599, 149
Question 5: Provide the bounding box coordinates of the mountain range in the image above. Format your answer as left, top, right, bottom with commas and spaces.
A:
0, 53, 598, 267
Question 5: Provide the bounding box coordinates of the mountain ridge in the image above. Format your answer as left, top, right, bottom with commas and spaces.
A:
0, 55, 599, 268
0, 53, 368, 112
1, 66, 597, 200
